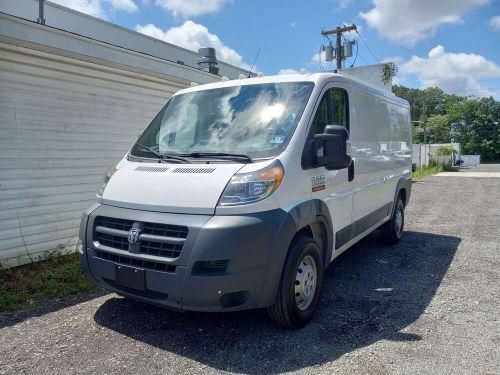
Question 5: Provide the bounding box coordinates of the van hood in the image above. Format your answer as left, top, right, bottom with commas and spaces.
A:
101, 162, 244, 215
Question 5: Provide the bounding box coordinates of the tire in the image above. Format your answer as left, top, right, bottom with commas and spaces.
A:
380, 196, 405, 244
267, 236, 324, 329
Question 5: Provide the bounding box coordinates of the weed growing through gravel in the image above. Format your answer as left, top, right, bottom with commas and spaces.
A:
412, 162, 458, 179
0, 253, 96, 313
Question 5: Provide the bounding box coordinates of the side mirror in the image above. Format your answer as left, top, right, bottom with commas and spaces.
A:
312, 125, 352, 170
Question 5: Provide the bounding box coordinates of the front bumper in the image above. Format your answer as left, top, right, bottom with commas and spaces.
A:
80, 204, 295, 312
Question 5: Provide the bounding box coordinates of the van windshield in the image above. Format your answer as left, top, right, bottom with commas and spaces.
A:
130, 82, 314, 161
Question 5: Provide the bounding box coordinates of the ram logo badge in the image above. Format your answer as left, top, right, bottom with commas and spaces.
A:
127, 228, 141, 244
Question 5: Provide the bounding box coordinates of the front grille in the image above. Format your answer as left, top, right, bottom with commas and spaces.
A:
143, 222, 188, 238
95, 250, 176, 273
140, 241, 183, 258
96, 232, 128, 250
97, 217, 133, 232
94, 216, 188, 260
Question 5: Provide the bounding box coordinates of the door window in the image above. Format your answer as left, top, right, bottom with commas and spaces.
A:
311, 89, 348, 136
330, 90, 348, 128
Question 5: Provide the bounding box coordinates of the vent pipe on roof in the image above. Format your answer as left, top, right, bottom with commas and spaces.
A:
197, 48, 219, 75
37, 0, 46, 25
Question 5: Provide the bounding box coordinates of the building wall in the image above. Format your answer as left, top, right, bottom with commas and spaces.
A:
0, 42, 187, 266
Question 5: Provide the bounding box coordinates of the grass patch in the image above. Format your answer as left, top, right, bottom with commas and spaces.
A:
412, 163, 459, 179
412, 163, 443, 179
0, 253, 96, 313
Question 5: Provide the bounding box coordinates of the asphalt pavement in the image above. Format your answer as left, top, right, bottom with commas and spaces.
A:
1, 167, 499, 375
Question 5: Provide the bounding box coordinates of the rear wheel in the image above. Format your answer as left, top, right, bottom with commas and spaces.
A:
267, 236, 324, 329
380, 196, 405, 244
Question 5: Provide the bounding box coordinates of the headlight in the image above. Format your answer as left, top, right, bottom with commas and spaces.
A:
97, 165, 118, 198
218, 160, 284, 206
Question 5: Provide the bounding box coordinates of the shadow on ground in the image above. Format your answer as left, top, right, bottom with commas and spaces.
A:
0, 288, 109, 329
94, 231, 460, 374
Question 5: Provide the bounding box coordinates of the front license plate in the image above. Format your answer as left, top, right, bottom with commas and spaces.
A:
115, 265, 145, 291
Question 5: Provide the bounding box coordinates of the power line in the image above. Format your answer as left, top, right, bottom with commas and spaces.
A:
355, 30, 381, 64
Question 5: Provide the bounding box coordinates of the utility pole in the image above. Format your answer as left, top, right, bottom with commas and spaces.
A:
421, 90, 427, 144
321, 24, 357, 70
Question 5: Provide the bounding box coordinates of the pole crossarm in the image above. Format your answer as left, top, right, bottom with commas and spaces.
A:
321, 24, 357, 37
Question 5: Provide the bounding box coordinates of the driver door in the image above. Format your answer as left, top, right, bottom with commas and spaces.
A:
308, 85, 354, 255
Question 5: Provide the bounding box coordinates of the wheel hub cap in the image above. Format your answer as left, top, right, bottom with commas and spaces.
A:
295, 255, 318, 311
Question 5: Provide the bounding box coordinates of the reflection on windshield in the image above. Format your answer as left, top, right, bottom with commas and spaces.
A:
131, 82, 314, 160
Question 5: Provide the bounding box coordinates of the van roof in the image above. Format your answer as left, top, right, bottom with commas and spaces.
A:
176, 72, 409, 107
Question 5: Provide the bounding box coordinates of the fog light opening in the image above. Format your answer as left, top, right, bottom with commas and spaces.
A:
220, 291, 250, 309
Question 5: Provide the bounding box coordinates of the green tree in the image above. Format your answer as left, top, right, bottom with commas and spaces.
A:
450, 97, 500, 161
426, 115, 451, 143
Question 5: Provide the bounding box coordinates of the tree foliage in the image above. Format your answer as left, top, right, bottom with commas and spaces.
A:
393, 85, 500, 161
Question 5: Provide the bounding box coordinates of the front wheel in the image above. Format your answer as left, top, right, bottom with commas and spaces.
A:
267, 236, 324, 329
380, 197, 405, 244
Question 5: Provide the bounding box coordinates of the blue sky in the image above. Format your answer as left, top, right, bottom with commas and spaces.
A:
54, 0, 500, 98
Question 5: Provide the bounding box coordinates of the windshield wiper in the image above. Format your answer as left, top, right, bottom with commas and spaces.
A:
180, 152, 253, 163
134, 143, 191, 163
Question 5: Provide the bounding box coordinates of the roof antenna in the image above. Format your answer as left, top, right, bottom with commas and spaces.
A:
248, 48, 261, 78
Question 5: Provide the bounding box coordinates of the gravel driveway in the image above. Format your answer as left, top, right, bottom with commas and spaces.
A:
1, 172, 499, 375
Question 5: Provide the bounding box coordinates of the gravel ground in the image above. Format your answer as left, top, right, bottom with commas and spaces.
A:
1, 173, 499, 375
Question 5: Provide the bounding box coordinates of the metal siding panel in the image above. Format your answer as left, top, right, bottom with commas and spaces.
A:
0, 43, 189, 266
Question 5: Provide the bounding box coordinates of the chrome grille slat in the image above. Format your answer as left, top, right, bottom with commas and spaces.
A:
95, 250, 176, 273
95, 226, 128, 237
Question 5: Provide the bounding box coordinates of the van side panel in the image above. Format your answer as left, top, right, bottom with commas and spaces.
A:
350, 88, 392, 222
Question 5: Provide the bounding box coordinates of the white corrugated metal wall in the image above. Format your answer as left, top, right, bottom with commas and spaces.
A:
0, 42, 190, 266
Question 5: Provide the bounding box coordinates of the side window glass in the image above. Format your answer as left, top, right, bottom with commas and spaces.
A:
311, 91, 331, 135
330, 90, 347, 128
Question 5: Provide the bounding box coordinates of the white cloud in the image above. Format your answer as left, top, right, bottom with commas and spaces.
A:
50, 0, 138, 17
50, 0, 105, 17
135, 21, 251, 70
382, 56, 404, 65
400, 45, 500, 97
337, 0, 353, 10
154, 0, 231, 18
489, 15, 500, 31
108, 0, 138, 12
360, 0, 490, 46
291, 22, 297, 27
278, 68, 299, 75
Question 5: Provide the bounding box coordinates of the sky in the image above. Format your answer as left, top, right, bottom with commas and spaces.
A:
51, 0, 500, 98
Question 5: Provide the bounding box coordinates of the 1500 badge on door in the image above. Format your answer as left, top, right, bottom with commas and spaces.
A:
312, 175, 325, 192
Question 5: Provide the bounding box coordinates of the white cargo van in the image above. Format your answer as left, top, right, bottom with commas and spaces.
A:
79, 72, 412, 328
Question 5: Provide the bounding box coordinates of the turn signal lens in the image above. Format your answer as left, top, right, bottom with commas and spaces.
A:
97, 165, 118, 198
218, 160, 284, 206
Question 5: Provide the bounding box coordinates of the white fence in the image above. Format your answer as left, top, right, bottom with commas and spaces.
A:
412, 143, 461, 167
460, 155, 481, 166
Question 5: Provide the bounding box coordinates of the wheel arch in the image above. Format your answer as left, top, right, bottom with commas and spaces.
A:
394, 177, 412, 210
258, 199, 334, 308
287, 199, 334, 267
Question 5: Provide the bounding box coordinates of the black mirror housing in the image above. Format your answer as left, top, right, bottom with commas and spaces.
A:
307, 125, 352, 170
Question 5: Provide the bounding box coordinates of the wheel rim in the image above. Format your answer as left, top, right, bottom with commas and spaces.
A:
294, 255, 318, 311
394, 206, 403, 237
